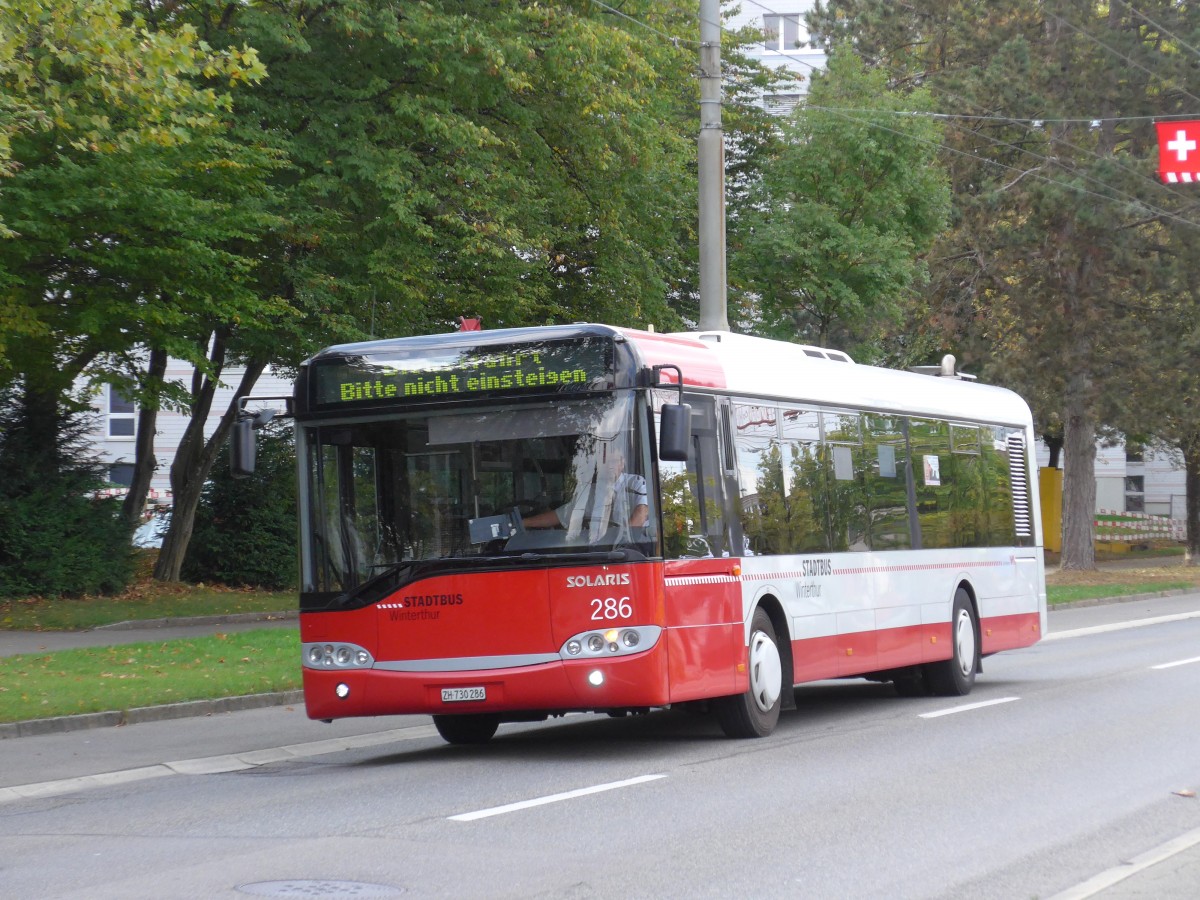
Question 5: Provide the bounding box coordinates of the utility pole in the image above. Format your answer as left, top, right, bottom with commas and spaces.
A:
698, 0, 730, 332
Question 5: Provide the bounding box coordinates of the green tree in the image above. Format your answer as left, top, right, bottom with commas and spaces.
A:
729, 49, 950, 351
183, 423, 297, 588
0, 0, 266, 368
0, 0, 279, 594
149, 0, 737, 581
0, 385, 132, 597
810, 0, 1200, 569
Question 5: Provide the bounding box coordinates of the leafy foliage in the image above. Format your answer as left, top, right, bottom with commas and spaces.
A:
730, 50, 950, 351
0, 0, 268, 375
809, 0, 1200, 567
0, 385, 133, 598
183, 424, 298, 589
206, 0, 707, 337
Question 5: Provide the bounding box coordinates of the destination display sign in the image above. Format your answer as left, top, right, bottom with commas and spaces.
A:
311, 338, 613, 407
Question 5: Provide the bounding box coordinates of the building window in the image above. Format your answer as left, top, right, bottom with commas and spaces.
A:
762, 14, 807, 52
1125, 475, 1145, 513
108, 386, 136, 438
108, 463, 135, 487
763, 93, 802, 116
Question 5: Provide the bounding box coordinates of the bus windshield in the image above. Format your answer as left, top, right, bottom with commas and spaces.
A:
302, 392, 657, 592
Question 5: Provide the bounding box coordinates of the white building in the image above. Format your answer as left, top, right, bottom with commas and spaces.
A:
1035, 440, 1187, 519
724, 1, 827, 115
88, 363, 294, 501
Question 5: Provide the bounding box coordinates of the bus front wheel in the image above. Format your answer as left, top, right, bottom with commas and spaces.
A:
433, 714, 500, 745
925, 589, 978, 696
716, 607, 783, 738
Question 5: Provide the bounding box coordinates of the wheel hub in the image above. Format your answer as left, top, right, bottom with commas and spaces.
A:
749, 629, 783, 712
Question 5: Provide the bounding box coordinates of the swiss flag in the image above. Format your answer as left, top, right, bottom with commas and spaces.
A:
1156, 120, 1200, 183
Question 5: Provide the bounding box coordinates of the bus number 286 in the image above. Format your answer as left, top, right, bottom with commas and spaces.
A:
591, 597, 632, 620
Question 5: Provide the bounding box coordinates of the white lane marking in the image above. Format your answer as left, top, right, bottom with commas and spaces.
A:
1047, 822, 1200, 900
919, 697, 1020, 719
449, 774, 667, 822
1046, 611, 1200, 641
1151, 655, 1200, 670
0, 725, 439, 805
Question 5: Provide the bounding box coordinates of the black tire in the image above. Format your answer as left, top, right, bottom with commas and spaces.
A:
893, 666, 930, 697
433, 714, 500, 745
925, 589, 979, 696
716, 607, 784, 738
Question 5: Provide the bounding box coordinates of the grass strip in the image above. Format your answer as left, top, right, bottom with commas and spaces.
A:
0, 590, 295, 631
0, 629, 300, 724
1047, 581, 1194, 605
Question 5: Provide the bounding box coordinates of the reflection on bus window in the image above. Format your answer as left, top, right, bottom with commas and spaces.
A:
654, 391, 734, 559
303, 393, 656, 592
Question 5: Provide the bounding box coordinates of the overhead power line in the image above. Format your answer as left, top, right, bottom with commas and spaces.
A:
611, 0, 1200, 227
590, 0, 700, 46
1112, 0, 1200, 61
718, 0, 1200, 222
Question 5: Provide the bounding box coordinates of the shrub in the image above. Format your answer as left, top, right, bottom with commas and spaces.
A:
182, 422, 298, 589
0, 386, 134, 598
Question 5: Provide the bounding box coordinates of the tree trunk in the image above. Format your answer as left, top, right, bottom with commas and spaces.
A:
1184, 434, 1200, 567
121, 348, 167, 527
1044, 433, 1063, 469
1060, 373, 1097, 570
153, 354, 267, 581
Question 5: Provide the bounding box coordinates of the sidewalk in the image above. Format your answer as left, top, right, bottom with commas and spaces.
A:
0, 610, 296, 660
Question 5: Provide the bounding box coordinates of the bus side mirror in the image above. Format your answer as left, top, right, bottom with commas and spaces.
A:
659, 402, 692, 462
231, 417, 256, 478
230, 399, 290, 478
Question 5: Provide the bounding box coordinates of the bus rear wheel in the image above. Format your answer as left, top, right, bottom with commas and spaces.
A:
925, 589, 978, 696
433, 713, 500, 745
716, 607, 783, 738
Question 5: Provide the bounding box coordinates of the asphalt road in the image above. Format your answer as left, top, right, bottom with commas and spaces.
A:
1, 594, 1198, 899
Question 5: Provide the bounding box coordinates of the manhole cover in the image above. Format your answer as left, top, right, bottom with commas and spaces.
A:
236, 881, 402, 898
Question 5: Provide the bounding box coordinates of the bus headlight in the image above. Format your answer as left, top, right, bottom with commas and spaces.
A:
302, 642, 374, 670
559, 626, 661, 661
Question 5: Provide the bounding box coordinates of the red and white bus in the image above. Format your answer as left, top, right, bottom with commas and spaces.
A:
266, 324, 1044, 743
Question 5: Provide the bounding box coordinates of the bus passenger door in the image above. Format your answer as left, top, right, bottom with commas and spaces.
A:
657, 393, 743, 702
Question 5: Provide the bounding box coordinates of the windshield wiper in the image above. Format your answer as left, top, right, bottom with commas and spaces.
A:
516, 550, 631, 564
328, 548, 640, 610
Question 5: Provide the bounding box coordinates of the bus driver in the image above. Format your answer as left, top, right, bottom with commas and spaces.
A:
524, 439, 648, 531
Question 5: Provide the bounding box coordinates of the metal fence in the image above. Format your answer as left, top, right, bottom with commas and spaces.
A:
1094, 509, 1187, 542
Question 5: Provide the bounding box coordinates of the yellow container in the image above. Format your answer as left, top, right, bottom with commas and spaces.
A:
1039, 468, 1062, 553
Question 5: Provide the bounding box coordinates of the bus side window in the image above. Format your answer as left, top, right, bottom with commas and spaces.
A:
864, 414, 913, 551
821, 411, 868, 552
733, 403, 784, 555
947, 424, 985, 548
779, 407, 829, 554
655, 392, 733, 559
910, 418, 953, 549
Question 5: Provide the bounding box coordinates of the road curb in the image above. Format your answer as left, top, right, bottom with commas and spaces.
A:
3, 590, 1196, 740
0, 690, 305, 741
1050, 587, 1196, 610
92, 610, 298, 631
